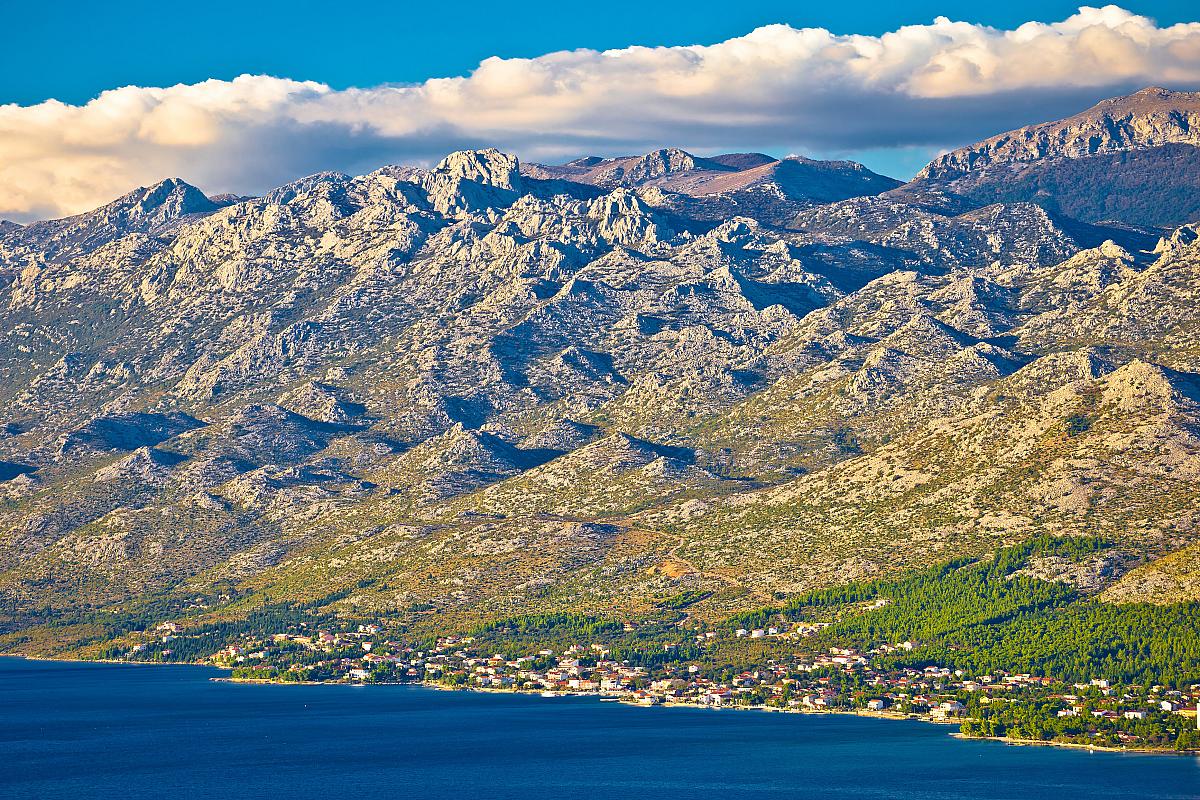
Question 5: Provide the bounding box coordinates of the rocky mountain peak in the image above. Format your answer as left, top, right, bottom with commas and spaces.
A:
1132, 86, 1174, 98
1153, 224, 1200, 258
134, 178, 221, 218
0, 177, 225, 266
434, 148, 522, 191
917, 86, 1200, 181
1095, 240, 1131, 259
620, 148, 721, 182
264, 171, 351, 205
74, 177, 224, 233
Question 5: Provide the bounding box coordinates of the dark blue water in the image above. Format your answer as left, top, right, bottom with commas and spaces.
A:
2, 657, 1197, 799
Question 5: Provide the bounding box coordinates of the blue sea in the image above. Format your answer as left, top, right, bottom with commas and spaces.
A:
1, 657, 1196, 799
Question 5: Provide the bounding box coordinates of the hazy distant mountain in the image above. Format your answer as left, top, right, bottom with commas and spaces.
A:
524, 148, 740, 187
526, 147, 901, 225
2, 90, 1200, 655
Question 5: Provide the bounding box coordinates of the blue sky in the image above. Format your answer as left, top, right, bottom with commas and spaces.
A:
2, 3, 1199, 220
3, 0, 1193, 106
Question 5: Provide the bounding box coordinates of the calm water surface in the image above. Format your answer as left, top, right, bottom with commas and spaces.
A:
2, 657, 1197, 799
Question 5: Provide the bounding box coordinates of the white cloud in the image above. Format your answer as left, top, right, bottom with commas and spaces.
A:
3, 5, 1200, 221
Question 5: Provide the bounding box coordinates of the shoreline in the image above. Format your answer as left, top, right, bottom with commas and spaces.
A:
0, 653, 229, 671
6, 653, 1196, 756
949, 732, 1198, 757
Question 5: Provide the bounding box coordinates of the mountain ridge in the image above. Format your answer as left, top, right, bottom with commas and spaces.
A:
917, 87, 1200, 180
1, 88, 1199, 660
906, 86, 1200, 227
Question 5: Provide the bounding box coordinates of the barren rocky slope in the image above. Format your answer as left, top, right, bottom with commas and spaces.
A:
1, 90, 1199, 652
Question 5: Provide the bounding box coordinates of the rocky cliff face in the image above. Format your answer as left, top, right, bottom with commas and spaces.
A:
2, 91, 1200, 646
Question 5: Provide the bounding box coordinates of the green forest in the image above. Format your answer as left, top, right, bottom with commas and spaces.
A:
731, 536, 1200, 688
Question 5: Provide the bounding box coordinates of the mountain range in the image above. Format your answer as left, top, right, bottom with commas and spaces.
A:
2, 87, 1199, 654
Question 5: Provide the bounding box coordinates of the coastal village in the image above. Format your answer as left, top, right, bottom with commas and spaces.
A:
165, 618, 1200, 751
